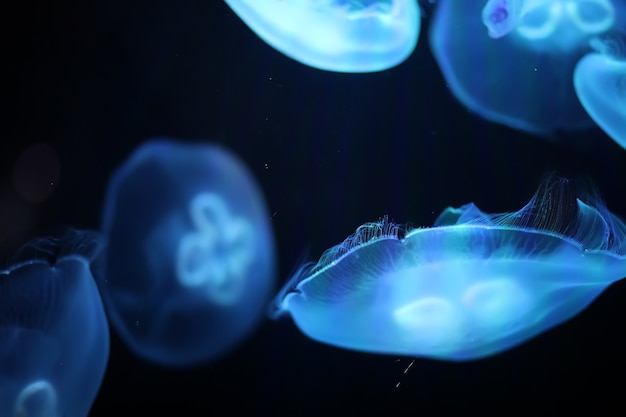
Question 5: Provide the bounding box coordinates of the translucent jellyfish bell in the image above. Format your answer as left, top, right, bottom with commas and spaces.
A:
574, 35, 626, 150
482, 0, 616, 42
0, 230, 110, 417
224, 0, 420, 73
430, 0, 626, 135
272, 176, 626, 361
99, 139, 276, 367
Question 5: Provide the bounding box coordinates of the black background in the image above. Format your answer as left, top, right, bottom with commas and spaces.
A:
2, 0, 626, 415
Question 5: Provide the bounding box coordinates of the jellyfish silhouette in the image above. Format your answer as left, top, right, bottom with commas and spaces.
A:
574, 35, 626, 150
99, 139, 276, 367
272, 175, 626, 361
430, 0, 626, 135
0, 229, 109, 417
224, 0, 420, 73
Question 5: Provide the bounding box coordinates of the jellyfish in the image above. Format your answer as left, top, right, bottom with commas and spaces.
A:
574, 35, 626, 150
223, 0, 420, 73
0, 229, 109, 417
272, 175, 626, 361
99, 139, 276, 367
429, 0, 626, 135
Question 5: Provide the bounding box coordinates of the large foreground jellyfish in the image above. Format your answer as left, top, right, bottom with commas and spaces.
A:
574, 36, 626, 150
0, 229, 109, 417
99, 139, 276, 367
430, 0, 626, 135
272, 176, 626, 361
224, 0, 420, 73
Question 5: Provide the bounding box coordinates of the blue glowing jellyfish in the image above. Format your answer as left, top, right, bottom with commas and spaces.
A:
99, 139, 276, 367
574, 36, 626, 150
0, 230, 109, 417
272, 175, 626, 361
430, 0, 626, 135
224, 0, 421, 73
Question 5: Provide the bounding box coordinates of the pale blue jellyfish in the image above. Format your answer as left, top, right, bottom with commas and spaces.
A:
574, 36, 626, 150
0, 230, 109, 417
430, 0, 626, 135
99, 139, 276, 367
272, 176, 626, 361
224, 0, 421, 73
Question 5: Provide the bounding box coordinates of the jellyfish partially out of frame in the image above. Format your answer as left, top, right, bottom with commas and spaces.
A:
0, 229, 110, 417
224, 0, 421, 73
574, 35, 626, 150
272, 175, 626, 361
430, 0, 626, 135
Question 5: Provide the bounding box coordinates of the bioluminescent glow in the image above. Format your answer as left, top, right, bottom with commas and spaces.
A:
224, 0, 420, 73
482, 0, 616, 42
272, 175, 626, 361
0, 230, 109, 417
99, 139, 276, 368
574, 36, 626, 150
430, 0, 626, 135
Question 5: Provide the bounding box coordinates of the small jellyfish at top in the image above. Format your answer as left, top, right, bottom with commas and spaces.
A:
429, 0, 626, 135
271, 175, 626, 361
0, 229, 109, 417
574, 34, 626, 150
99, 139, 276, 367
224, 0, 420, 73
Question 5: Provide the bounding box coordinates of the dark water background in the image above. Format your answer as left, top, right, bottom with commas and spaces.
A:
2, 1, 626, 414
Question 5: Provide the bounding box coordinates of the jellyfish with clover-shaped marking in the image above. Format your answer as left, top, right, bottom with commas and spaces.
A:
430, 0, 626, 135
99, 139, 276, 367
224, 0, 421, 73
271, 175, 626, 361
